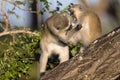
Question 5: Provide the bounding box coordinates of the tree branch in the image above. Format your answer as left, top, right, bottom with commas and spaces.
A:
4, 0, 38, 14
0, 30, 39, 37
40, 26, 120, 80
1, 0, 10, 32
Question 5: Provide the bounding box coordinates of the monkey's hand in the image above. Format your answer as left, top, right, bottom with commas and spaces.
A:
40, 72, 45, 77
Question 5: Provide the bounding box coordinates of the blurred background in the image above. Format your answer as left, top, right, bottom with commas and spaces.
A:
0, 0, 120, 34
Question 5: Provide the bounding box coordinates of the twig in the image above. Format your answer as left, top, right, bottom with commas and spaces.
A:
1, 0, 10, 32
5, 0, 38, 14
0, 30, 40, 37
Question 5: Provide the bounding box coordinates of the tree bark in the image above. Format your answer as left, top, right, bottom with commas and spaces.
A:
40, 26, 120, 80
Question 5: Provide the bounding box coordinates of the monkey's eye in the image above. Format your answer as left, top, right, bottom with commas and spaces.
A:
56, 27, 60, 30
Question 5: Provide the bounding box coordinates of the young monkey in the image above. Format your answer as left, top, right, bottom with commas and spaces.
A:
39, 13, 75, 74
68, 4, 102, 52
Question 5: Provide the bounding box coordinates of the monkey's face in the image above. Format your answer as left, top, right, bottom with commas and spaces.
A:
53, 13, 74, 34
69, 4, 82, 20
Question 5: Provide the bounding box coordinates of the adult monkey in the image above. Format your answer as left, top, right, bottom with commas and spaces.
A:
68, 4, 102, 52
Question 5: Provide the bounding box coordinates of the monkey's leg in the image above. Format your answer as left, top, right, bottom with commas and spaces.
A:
59, 46, 69, 63
39, 52, 49, 73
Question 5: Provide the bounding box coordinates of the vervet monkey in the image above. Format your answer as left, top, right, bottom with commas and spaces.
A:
68, 4, 102, 52
39, 13, 76, 74
45, 13, 73, 43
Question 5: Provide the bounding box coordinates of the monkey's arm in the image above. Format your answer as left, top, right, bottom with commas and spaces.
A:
67, 23, 82, 38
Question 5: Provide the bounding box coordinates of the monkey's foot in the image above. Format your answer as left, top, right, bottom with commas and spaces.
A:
40, 72, 45, 77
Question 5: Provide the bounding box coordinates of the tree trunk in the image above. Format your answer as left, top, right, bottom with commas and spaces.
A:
40, 26, 120, 80
36, 0, 41, 27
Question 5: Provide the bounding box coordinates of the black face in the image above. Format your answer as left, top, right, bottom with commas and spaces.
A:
69, 9, 74, 15
75, 24, 82, 31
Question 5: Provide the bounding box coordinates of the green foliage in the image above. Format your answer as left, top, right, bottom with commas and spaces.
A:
0, 30, 41, 80
0, 1, 81, 79
40, 0, 70, 14
47, 54, 59, 70
41, 0, 50, 10
69, 41, 82, 57
15, 1, 25, 5
60, 6, 70, 13
29, 0, 34, 4
56, 1, 62, 6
